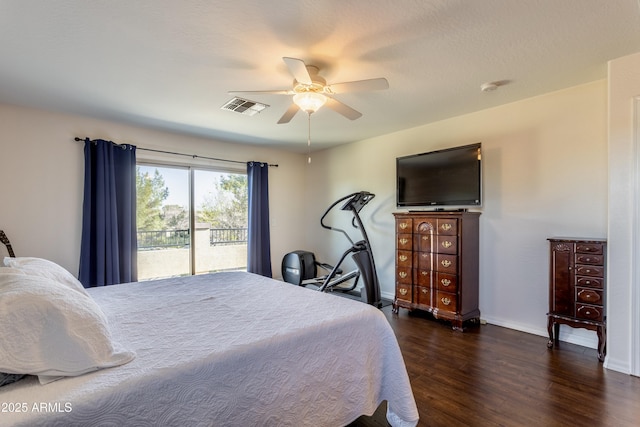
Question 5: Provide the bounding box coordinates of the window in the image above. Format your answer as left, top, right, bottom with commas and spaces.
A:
136, 163, 248, 280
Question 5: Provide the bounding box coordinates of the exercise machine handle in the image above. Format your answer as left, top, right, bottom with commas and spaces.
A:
319, 191, 375, 246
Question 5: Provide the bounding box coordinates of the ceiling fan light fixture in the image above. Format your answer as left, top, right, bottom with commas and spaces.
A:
293, 92, 327, 114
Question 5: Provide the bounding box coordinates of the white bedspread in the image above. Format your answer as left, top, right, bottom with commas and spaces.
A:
0, 272, 418, 426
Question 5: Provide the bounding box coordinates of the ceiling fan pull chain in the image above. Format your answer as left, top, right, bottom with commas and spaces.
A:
307, 112, 312, 164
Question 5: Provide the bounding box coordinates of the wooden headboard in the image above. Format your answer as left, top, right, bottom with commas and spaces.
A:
0, 230, 15, 257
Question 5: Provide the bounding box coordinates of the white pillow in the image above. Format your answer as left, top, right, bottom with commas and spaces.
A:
0, 267, 25, 275
3, 257, 88, 295
0, 274, 135, 383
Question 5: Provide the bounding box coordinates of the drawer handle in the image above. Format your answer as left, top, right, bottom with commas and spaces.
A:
399, 223, 408, 230
421, 271, 428, 276
584, 269, 591, 273
578, 290, 600, 302
442, 240, 453, 248
421, 288, 428, 294
399, 255, 408, 262
399, 288, 407, 296
422, 236, 429, 241
399, 238, 409, 245
441, 297, 451, 306
441, 260, 452, 268
579, 306, 601, 317
399, 271, 407, 279
441, 224, 452, 231
584, 280, 591, 285
584, 257, 591, 262
421, 253, 429, 259
441, 278, 451, 287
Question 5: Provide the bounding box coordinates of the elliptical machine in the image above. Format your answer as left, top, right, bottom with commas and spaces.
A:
281, 191, 382, 308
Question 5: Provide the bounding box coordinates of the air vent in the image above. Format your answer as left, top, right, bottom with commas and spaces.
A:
221, 97, 269, 116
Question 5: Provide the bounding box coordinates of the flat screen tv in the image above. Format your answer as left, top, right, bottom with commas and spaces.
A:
396, 143, 482, 208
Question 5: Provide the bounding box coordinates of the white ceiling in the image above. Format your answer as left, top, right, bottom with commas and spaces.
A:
1, 0, 639, 152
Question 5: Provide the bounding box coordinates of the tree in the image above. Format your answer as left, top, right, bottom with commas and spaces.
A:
136, 167, 169, 230
198, 174, 248, 229
163, 204, 188, 229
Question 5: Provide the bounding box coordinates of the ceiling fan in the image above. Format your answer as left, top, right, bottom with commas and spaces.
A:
229, 57, 389, 124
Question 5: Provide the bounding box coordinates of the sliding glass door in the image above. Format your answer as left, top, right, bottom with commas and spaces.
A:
136, 165, 191, 280
136, 163, 247, 280
193, 169, 248, 274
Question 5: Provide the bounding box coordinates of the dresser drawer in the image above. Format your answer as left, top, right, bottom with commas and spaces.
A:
435, 254, 457, 274
416, 286, 431, 306
575, 253, 603, 266
417, 251, 431, 270
576, 303, 604, 322
576, 288, 603, 305
576, 276, 603, 289
436, 291, 457, 312
575, 243, 603, 255
417, 269, 431, 286
396, 283, 411, 302
575, 265, 604, 277
397, 234, 412, 251
396, 267, 412, 284
436, 219, 457, 236
436, 272, 457, 292
396, 218, 412, 234
436, 235, 457, 255
417, 233, 432, 252
396, 250, 412, 268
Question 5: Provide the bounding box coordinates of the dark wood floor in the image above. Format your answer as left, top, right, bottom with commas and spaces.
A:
350, 305, 640, 427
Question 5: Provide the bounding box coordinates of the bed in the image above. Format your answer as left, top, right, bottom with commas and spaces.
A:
0, 259, 418, 426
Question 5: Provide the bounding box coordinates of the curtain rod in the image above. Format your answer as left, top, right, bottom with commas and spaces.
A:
73, 137, 278, 167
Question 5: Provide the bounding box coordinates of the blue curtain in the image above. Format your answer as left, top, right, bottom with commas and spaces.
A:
79, 139, 137, 287
247, 161, 272, 277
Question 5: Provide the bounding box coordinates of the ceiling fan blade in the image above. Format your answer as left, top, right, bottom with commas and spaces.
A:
229, 89, 292, 95
325, 96, 362, 120
283, 57, 312, 85
327, 78, 389, 93
277, 103, 300, 124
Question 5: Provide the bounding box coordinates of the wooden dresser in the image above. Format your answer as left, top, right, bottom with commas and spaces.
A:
547, 237, 607, 361
392, 211, 481, 331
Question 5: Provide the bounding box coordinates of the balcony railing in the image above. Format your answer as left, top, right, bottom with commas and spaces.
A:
137, 229, 190, 250
137, 228, 248, 249
210, 228, 248, 245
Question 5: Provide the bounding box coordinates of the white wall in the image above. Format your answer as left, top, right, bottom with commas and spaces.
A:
607, 51, 640, 374
304, 80, 608, 349
0, 103, 308, 277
